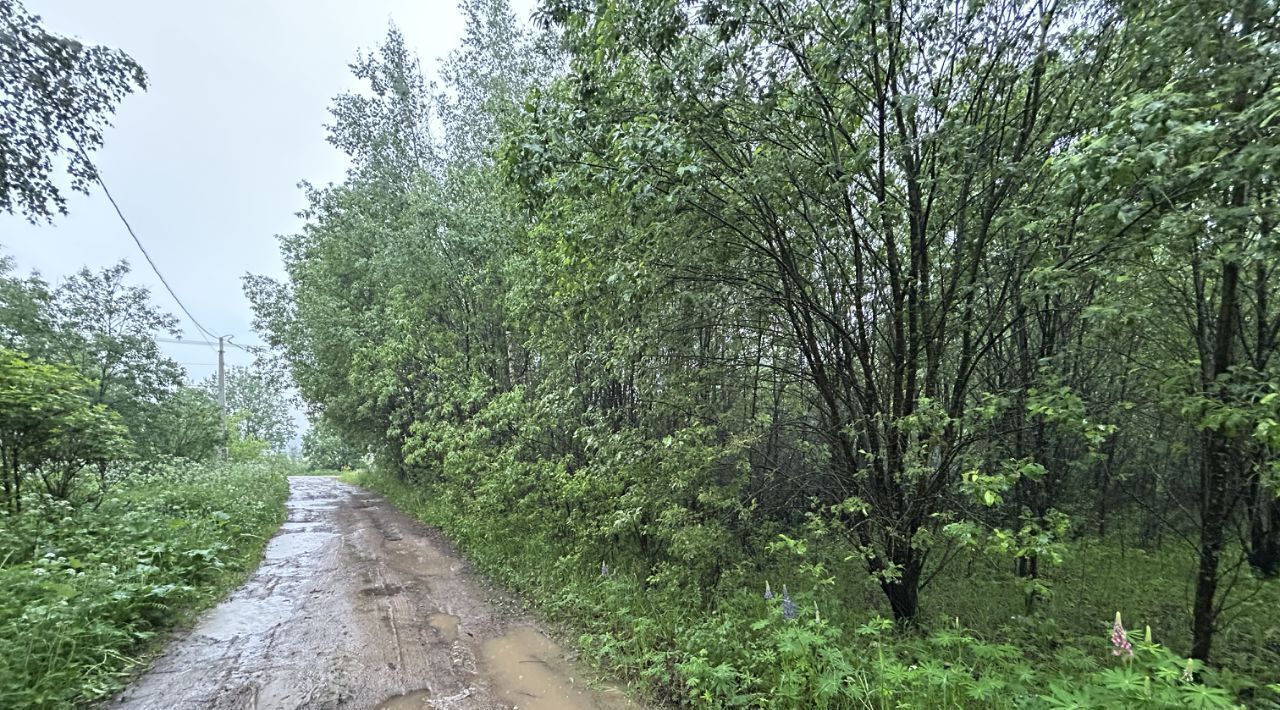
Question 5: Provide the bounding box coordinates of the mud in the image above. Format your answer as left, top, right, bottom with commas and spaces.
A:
481, 627, 632, 710
111, 476, 641, 710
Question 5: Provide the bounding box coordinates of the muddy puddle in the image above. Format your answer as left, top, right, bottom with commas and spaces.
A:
196, 593, 295, 641
373, 689, 433, 709
481, 626, 638, 710
265, 530, 338, 559
429, 613, 459, 642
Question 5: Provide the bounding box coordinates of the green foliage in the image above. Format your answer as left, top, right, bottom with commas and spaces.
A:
224, 411, 270, 462
0, 14, 290, 705
54, 262, 186, 459
0, 460, 288, 708
0, 0, 146, 220
0, 348, 129, 511
132, 386, 223, 462
356, 468, 1271, 709
251, 0, 1280, 705
302, 415, 363, 470
0, 255, 57, 357
0, 257, 226, 470
200, 364, 294, 452
1, 258, 202, 466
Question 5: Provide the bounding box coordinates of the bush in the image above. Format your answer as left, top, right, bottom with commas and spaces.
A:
0, 460, 288, 708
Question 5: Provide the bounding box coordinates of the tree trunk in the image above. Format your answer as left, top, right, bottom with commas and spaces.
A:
1191, 253, 1241, 663
1015, 555, 1039, 579
881, 555, 922, 622
1247, 477, 1280, 578
1191, 434, 1232, 661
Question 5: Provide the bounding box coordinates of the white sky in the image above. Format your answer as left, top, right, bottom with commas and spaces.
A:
0, 0, 535, 388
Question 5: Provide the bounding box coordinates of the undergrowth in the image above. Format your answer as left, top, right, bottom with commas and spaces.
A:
0, 460, 289, 708
353, 468, 1280, 709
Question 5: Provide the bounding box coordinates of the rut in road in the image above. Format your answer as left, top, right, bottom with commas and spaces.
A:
112, 476, 640, 710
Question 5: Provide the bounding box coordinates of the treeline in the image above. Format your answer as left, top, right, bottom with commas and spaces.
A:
250, 0, 1279, 704
1, 259, 202, 509
0, 256, 296, 708
0, 257, 299, 509
1, 0, 298, 501
0, 255, 296, 705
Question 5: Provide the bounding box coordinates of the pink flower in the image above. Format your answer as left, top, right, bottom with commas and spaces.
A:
1111, 612, 1133, 657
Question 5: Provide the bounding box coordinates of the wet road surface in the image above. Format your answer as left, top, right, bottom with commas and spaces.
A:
112, 476, 639, 710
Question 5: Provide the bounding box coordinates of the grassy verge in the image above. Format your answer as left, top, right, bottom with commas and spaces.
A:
0, 460, 289, 708
351, 468, 1279, 709
296, 468, 356, 477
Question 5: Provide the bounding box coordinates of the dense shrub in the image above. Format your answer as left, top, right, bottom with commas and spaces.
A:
0, 461, 288, 708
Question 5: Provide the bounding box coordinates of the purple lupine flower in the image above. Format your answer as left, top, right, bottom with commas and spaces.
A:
782, 585, 796, 620
764, 580, 773, 600
1111, 612, 1133, 657
601, 561, 610, 577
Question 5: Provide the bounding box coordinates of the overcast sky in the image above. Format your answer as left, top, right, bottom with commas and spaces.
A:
0, 0, 534, 390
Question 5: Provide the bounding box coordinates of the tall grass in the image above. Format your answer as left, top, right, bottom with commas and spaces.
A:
0, 460, 289, 708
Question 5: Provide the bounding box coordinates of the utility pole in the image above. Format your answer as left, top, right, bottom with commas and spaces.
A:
218, 335, 227, 459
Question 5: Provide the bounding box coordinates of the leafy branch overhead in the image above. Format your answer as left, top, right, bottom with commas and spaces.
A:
0, 0, 147, 221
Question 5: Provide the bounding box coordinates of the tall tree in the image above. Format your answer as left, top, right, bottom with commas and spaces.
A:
133, 386, 223, 462
54, 261, 183, 438
302, 415, 364, 470
249, 4, 553, 468
0, 348, 128, 512
514, 0, 1123, 622
1071, 0, 1280, 661
202, 365, 295, 452
0, 255, 57, 357
326, 22, 434, 187
251, 0, 1280, 674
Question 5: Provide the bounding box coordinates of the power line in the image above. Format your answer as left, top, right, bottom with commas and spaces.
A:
89, 165, 222, 348
81, 149, 274, 389
157, 336, 267, 351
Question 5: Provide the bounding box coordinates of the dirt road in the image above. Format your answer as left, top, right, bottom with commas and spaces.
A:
112, 476, 640, 710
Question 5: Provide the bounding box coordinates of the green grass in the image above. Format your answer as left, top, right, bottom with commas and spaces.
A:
924, 540, 1280, 683
0, 460, 289, 708
296, 467, 356, 477
351, 468, 1280, 709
